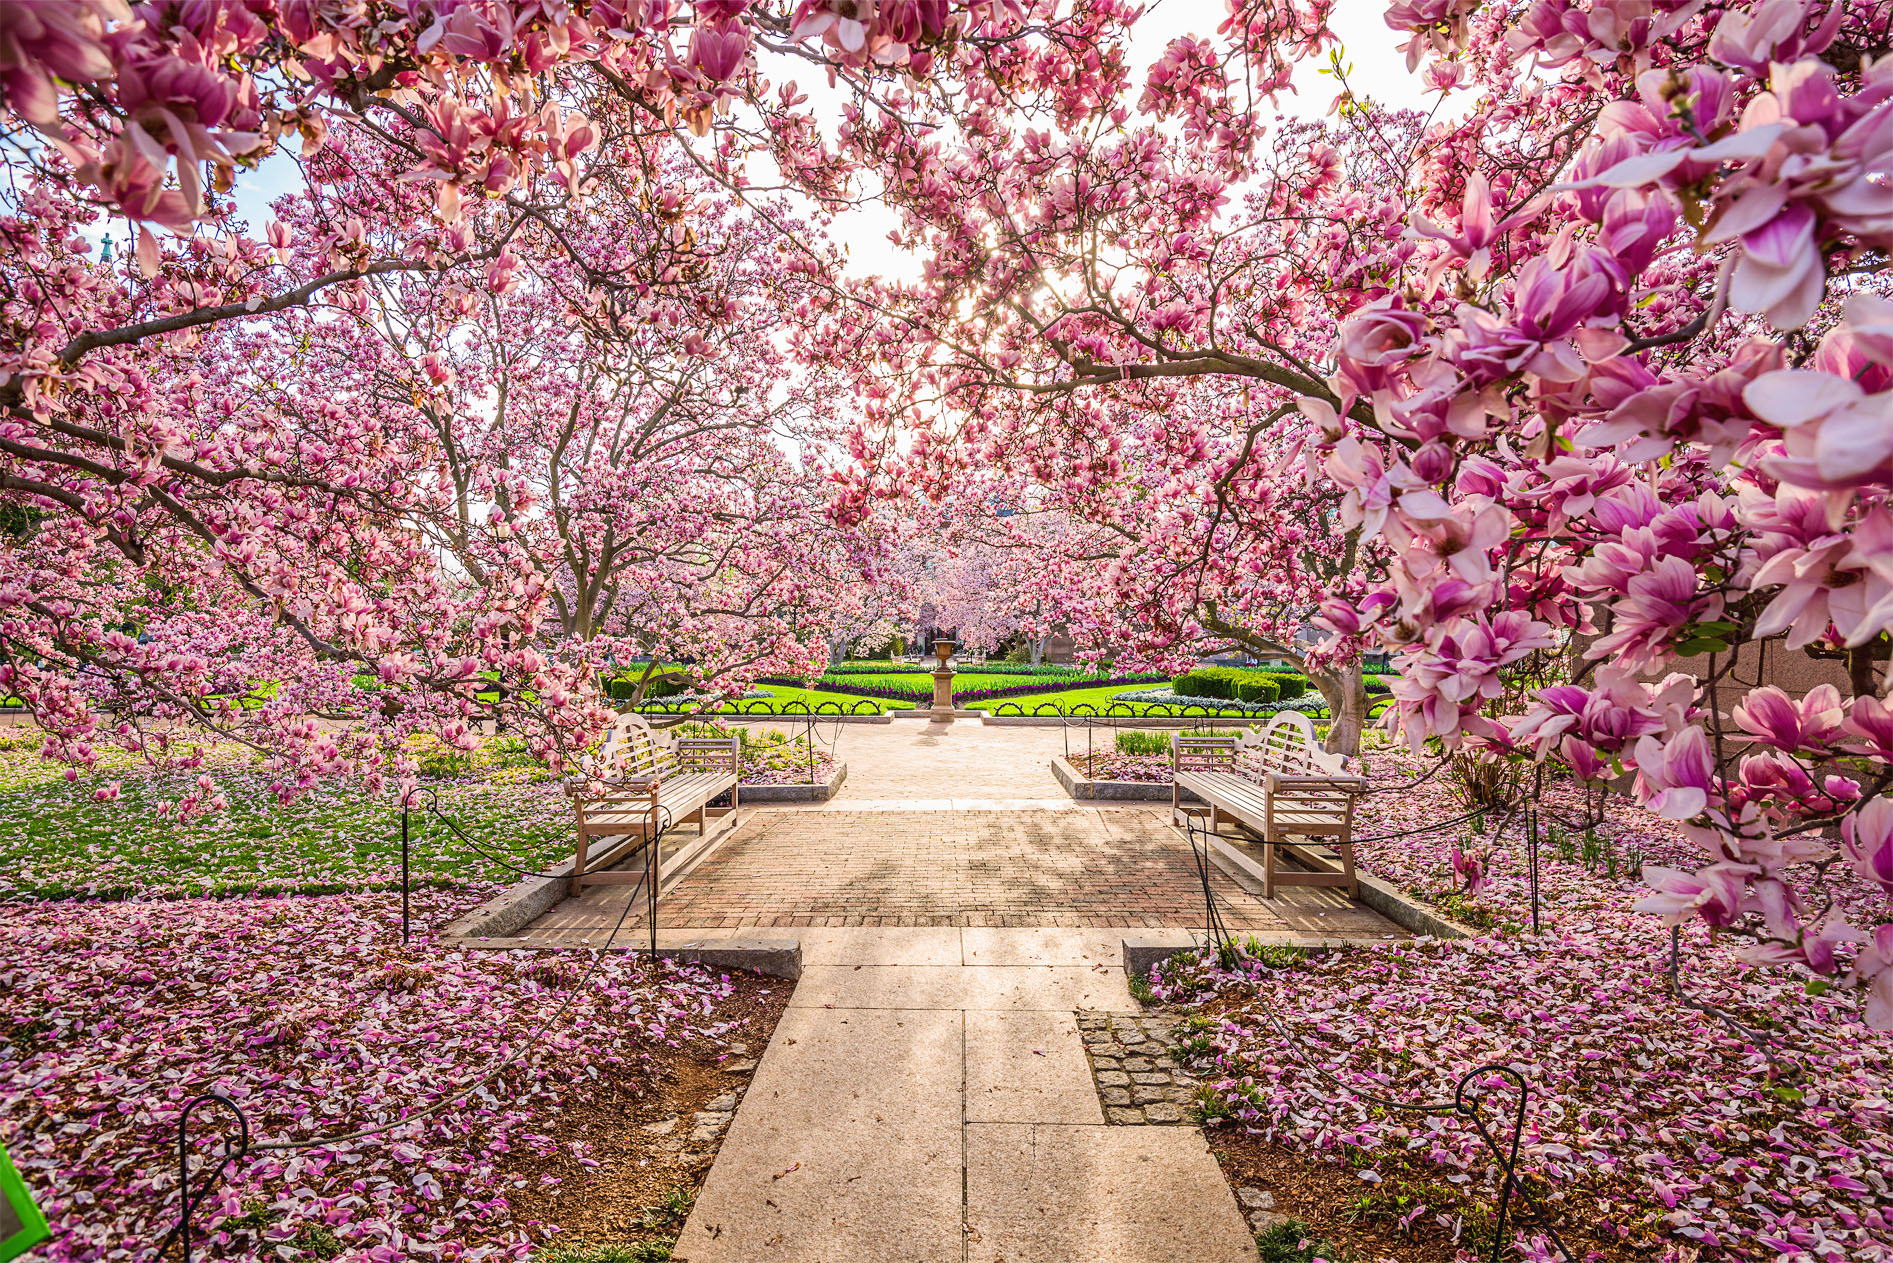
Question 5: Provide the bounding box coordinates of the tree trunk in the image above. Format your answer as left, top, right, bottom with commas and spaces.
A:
1309, 662, 1369, 758
1197, 609, 1371, 758
1029, 635, 1046, 667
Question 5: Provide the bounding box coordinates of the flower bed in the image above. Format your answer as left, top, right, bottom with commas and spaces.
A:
1111, 689, 1329, 716
1069, 752, 1172, 783
0, 739, 572, 902
1149, 746, 1893, 1262
674, 721, 838, 786
2, 889, 763, 1261
754, 671, 1167, 705
820, 661, 1104, 678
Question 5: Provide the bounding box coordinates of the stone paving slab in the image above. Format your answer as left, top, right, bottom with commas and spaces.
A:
960, 926, 1124, 967
788, 963, 1133, 1011
965, 1010, 1104, 1124
676, 929, 1262, 1263
799, 926, 965, 966
964, 1122, 1260, 1263
673, 1006, 965, 1263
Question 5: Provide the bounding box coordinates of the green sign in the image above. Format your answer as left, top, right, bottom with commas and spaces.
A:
0, 1143, 48, 1262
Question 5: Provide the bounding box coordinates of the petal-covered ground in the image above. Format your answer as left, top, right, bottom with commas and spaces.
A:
0, 732, 834, 900
2, 889, 751, 1261
1153, 745, 1893, 1263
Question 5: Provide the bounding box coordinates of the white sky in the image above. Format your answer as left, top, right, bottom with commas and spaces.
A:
195, 1, 1446, 281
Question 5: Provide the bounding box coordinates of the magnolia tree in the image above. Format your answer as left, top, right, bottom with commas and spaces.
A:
933, 397, 1385, 741
283, 135, 861, 703
822, 0, 1893, 1023
0, 0, 1116, 782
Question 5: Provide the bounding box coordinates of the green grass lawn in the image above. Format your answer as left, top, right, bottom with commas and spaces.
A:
0, 739, 569, 901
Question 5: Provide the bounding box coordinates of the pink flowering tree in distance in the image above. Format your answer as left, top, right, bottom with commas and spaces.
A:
265, 136, 863, 706
1, 0, 1117, 784
818, 1, 1893, 1023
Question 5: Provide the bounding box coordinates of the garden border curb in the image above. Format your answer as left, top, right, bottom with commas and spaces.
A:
1120, 930, 1403, 977
1198, 833, 1477, 942
443, 932, 802, 980
1048, 755, 1171, 801
442, 811, 747, 942
655, 713, 895, 726
737, 763, 849, 802
979, 715, 1265, 728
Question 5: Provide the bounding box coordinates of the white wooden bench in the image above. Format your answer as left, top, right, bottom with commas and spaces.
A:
566, 714, 739, 896
1171, 712, 1366, 899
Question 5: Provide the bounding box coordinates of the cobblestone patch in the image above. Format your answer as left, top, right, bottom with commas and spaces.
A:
1077, 1011, 1197, 1124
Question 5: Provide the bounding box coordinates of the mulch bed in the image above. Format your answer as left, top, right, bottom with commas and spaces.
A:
1204, 1129, 1469, 1263
506, 969, 793, 1252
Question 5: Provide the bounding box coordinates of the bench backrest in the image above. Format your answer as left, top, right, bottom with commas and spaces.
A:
1173, 731, 1241, 772
1172, 713, 1347, 778
584, 713, 677, 783
1249, 711, 1345, 776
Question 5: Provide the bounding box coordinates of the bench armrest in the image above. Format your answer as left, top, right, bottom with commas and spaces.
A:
1262, 771, 1366, 793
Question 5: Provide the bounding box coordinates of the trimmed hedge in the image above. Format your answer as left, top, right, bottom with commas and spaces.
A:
1264, 672, 1307, 700
1175, 666, 1310, 702
606, 673, 686, 701
1234, 678, 1280, 704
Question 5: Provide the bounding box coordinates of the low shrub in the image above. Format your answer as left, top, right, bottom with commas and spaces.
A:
606, 671, 688, 702
1264, 672, 1307, 700
1114, 730, 1172, 757
1234, 678, 1280, 705
1177, 666, 1306, 702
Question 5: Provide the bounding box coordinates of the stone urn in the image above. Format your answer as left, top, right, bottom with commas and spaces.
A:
930, 637, 957, 720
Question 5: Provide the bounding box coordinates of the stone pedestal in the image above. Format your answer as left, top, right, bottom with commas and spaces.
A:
930, 667, 955, 720
929, 637, 957, 721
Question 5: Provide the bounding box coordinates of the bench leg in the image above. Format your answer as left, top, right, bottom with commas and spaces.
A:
1262, 840, 1277, 901
1207, 803, 1219, 835
572, 830, 589, 898
732, 781, 740, 827
1338, 841, 1359, 900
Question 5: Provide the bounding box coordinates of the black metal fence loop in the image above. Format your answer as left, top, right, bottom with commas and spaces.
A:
157, 1091, 250, 1263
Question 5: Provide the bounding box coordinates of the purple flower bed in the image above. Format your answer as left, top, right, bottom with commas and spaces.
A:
3, 889, 752, 1260
953, 674, 1164, 703
740, 751, 837, 785
1150, 747, 1893, 1262
752, 673, 1165, 704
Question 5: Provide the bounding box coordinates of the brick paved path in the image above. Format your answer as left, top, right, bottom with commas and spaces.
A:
522, 721, 1403, 939
525, 805, 1398, 936
741, 716, 1077, 800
